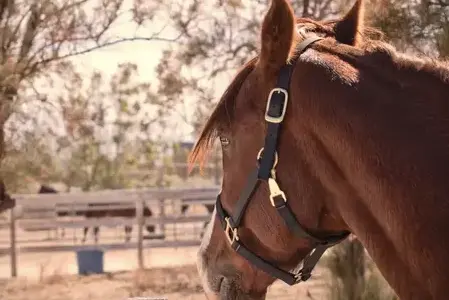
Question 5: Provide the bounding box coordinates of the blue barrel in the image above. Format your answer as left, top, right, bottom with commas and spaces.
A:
76, 249, 104, 275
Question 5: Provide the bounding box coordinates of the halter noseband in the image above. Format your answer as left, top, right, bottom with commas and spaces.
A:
214, 36, 350, 285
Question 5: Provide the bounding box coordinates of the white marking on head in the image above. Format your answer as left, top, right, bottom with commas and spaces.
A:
197, 206, 217, 297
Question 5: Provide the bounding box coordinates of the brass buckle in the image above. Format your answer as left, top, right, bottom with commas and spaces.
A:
268, 178, 287, 206
264, 88, 289, 123
257, 148, 279, 167
257, 148, 279, 179
295, 269, 311, 282
224, 217, 239, 245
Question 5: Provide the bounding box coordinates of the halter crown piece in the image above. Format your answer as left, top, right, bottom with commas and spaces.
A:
214, 35, 350, 285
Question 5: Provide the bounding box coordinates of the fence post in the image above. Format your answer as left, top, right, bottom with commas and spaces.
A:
10, 207, 17, 277
159, 198, 165, 237
71, 202, 76, 243
156, 162, 165, 236
136, 198, 144, 269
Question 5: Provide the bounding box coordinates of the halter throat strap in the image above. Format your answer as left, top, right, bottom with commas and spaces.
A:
215, 36, 350, 286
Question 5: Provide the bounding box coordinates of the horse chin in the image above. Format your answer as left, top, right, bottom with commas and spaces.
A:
197, 208, 268, 299
204, 279, 267, 300
218, 278, 268, 300
199, 267, 268, 300
204, 292, 220, 300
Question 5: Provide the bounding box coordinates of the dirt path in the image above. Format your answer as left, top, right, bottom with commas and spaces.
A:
0, 215, 327, 299
0, 247, 200, 280
0, 264, 326, 300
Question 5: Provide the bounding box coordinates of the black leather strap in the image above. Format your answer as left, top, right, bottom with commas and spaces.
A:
216, 194, 306, 285
230, 168, 260, 226
233, 241, 301, 285
272, 195, 350, 245
296, 36, 324, 54
258, 36, 324, 180
272, 195, 324, 243
258, 63, 294, 180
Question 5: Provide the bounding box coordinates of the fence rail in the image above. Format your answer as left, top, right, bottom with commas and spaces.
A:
18, 215, 212, 230
11, 186, 221, 205
0, 239, 202, 256
4, 186, 220, 278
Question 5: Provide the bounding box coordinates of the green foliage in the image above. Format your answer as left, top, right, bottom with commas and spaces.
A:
1, 132, 64, 192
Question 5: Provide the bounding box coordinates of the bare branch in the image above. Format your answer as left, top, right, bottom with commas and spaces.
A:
0, 0, 8, 24
5, 6, 33, 60
302, 0, 310, 17
19, 3, 39, 60
41, 34, 182, 64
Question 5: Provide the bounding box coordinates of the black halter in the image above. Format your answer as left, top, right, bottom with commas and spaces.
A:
215, 36, 350, 286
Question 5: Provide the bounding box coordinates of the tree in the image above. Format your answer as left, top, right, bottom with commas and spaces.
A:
365, 0, 449, 57
53, 62, 172, 191
0, 129, 62, 193
0, 0, 182, 198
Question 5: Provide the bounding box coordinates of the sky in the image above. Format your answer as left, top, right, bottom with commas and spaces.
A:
67, 0, 171, 82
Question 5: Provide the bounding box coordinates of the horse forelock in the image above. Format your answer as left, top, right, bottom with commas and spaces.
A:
188, 57, 258, 173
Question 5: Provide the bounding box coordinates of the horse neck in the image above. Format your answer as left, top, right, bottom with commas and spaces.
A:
291, 49, 449, 299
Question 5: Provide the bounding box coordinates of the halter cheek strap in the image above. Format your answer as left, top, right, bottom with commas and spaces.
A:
215, 36, 350, 286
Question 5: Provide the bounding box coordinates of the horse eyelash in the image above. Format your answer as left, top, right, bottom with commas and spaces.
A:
219, 136, 230, 146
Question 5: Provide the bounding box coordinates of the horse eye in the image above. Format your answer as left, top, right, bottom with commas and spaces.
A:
220, 137, 230, 146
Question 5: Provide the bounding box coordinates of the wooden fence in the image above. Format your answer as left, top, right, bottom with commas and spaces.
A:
2, 186, 220, 278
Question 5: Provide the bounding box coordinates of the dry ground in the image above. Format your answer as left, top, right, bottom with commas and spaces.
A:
0, 264, 328, 300
0, 249, 326, 300
0, 229, 326, 300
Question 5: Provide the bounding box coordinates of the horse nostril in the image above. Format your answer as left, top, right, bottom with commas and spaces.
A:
218, 276, 224, 291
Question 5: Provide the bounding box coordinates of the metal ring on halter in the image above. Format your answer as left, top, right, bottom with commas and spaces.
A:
257, 147, 279, 169
296, 25, 308, 39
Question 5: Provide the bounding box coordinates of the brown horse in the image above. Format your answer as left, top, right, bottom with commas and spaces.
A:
0, 180, 15, 213
39, 185, 158, 243
180, 201, 215, 238
190, 0, 449, 299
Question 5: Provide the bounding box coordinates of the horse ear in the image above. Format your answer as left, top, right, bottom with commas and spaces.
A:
259, 0, 296, 75
334, 0, 364, 46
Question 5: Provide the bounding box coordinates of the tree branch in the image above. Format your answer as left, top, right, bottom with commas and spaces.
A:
19, 3, 39, 60
303, 0, 310, 17
5, 6, 33, 60
30, 34, 183, 73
